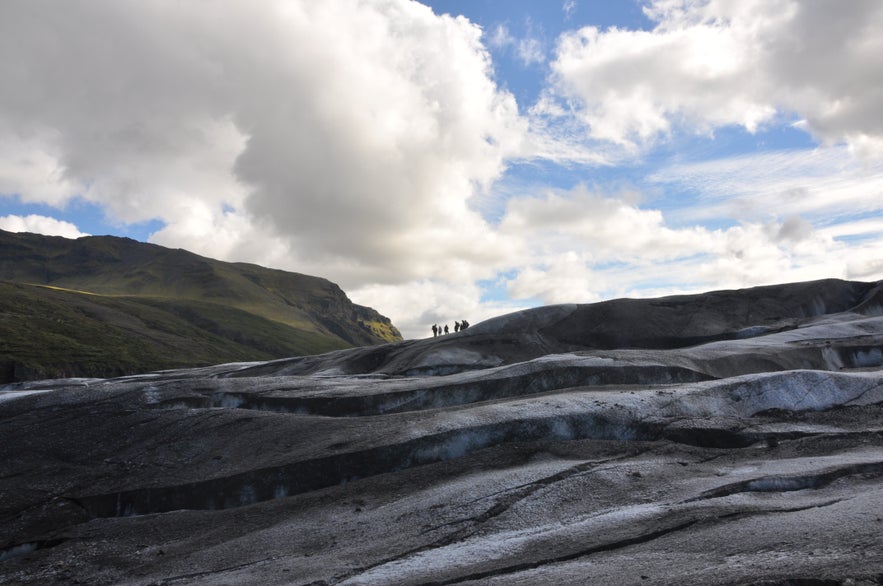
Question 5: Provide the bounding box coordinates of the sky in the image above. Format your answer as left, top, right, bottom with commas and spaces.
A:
1, 0, 882, 340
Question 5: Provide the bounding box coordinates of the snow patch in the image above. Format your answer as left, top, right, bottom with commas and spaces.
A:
0, 389, 54, 403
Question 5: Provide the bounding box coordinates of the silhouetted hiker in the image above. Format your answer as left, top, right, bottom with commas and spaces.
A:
432, 324, 438, 337
454, 321, 460, 333
443, 324, 449, 334
461, 320, 469, 330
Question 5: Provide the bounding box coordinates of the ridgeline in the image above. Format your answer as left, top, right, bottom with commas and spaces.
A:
0, 229, 401, 382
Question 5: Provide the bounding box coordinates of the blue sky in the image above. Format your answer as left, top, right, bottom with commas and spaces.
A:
1, 0, 882, 338
427, 0, 652, 106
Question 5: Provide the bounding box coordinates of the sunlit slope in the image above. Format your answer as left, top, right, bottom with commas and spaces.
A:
0, 229, 401, 381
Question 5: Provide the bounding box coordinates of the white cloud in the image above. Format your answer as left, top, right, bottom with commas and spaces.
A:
0, 134, 81, 206
231, 1, 526, 286
0, 0, 525, 281
648, 146, 883, 226
545, 0, 883, 155
499, 185, 713, 263
0, 214, 88, 238
489, 24, 515, 49
491, 179, 879, 309
1, 0, 880, 342
498, 213, 866, 308
486, 22, 545, 67
505, 252, 602, 304
350, 279, 527, 340
818, 218, 883, 242
845, 253, 883, 282
0, 0, 537, 338
516, 37, 545, 66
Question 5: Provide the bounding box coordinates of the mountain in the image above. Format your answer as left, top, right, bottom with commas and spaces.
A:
0, 229, 401, 382
1, 278, 882, 584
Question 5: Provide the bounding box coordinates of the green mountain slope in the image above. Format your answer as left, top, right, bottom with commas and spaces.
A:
0, 229, 402, 382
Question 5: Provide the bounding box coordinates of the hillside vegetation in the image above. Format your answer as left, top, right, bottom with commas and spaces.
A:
0, 229, 401, 382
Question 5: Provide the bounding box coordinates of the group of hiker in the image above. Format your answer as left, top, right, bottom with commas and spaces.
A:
431, 320, 469, 337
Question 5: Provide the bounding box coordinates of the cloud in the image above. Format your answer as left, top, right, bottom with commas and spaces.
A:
0, 0, 540, 338
489, 24, 515, 49
231, 2, 527, 286
648, 146, 883, 226
544, 0, 883, 155
0, 214, 88, 238
0, 2, 251, 219
771, 215, 814, 243
0, 135, 80, 206
487, 23, 544, 67
0, 0, 525, 288
516, 37, 545, 66
493, 179, 876, 308
499, 185, 712, 262
351, 278, 527, 339
505, 252, 602, 304
1, 0, 880, 341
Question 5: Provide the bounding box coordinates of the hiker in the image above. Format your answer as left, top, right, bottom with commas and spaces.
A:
432, 324, 438, 337
443, 324, 449, 334
454, 321, 460, 333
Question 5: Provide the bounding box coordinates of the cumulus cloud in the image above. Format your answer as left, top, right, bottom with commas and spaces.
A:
1, 0, 880, 340
544, 0, 883, 155
770, 215, 815, 243
493, 179, 870, 307
0, 214, 88, 238
0, 136, 80, 206
499, 185, 712, 262
232, 1, 527, 286
351, 278, 526, 339
505, 252, 602, 304
0, 0, 543, 338
0, 0, 525, 289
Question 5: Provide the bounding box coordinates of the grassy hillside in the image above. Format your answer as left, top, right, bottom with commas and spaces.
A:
0, 230, 402, 382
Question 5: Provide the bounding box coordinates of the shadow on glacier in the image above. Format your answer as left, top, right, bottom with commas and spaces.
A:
77, 410, 751, 518
688, 461, 883, 502
153, 361, 713, 417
